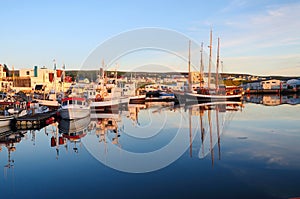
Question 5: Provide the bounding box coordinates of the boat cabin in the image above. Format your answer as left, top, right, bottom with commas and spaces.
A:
61, 97, 88, 107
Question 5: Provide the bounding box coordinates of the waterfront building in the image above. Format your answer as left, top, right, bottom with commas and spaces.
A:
16, 66, 71, 93
243, 79, 291, 93
261, 79, 287, 90
287, 79, 300, 90
0, 64, 7, 79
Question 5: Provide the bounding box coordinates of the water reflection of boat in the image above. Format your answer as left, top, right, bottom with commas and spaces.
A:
59, 116, 91, 134
91, 112, 120, 120
186, 101, 243, 166
127, 104, 147, 126
56, 117, 91, 154
94, 115, 121, 150
0, 128, 26, 170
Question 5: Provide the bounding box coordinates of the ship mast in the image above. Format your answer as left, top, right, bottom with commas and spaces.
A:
208, 29, 213, 90
188, 40, 192, 92
216, 37, 220, 93
200, 42, 204, 88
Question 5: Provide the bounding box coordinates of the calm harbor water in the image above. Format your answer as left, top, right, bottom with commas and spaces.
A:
1, 95, 300, 199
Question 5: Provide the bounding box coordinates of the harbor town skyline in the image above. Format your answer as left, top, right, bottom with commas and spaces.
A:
1, 0, 300, 76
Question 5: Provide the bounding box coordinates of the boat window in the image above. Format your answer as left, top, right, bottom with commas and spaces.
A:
77, 101, 83, 105
62, 101, 68, 106
69, 100, 73, 104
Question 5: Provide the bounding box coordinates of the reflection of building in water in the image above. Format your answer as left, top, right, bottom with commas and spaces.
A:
262, 95, 281, 106
245, 94, 300, 106
187, 102, 243, 167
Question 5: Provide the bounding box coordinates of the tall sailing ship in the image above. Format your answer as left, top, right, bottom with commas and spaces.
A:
185, 30, 243, 103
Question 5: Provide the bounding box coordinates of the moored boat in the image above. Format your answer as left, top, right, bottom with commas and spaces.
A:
0, 109, 27, 128
185, 31, 243, 103
129, 95, 146, 104
185, 92, 242, 103
145, 90, 175, 102
59, 97, 90, 120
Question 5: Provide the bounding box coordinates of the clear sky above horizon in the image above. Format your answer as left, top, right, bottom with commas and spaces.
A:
1, 0, 299, 76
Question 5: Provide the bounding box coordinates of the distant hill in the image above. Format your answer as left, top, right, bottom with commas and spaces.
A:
65, 70, 300, 82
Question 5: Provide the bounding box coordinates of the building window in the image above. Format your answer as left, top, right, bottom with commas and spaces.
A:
26, 71, 30, 75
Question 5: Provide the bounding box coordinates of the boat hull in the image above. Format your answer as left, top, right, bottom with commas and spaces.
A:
129, 95, 146, 104
36, 99, 60, 107
91, 97, 129, 113
59, 107, 90, 120
185, 93, 242, 103
0, 116, 13, 128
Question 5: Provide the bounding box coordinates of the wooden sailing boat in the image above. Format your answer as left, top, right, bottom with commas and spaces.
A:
185, 30, 242, 103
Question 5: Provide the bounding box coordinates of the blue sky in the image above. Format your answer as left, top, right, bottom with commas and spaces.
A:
0, 0, 299, 76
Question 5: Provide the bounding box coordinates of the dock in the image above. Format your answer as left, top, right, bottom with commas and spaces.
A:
12, 110, 58, 130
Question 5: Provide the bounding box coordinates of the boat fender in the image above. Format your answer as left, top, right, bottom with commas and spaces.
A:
51, 136, 56, 147
59, 137, 64, 145
95, 94, 103, 102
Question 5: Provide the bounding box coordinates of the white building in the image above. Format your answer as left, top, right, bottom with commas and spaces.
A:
243, 79, 288, 91
0, 64, 7, 79
17, 66, 69, 92
261, 79, 287, 90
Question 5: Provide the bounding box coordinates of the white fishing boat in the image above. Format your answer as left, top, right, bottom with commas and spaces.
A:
90, 97, 129, 114
90, 67, 129, 113
36, 99, 60, 108
35, 90, 62, 108
59, 97, 90, 120
0, 109, 27, 128
0, 115, 14, 128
